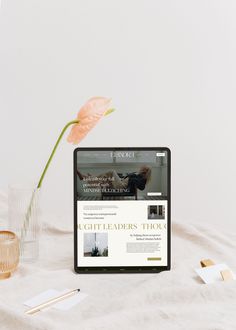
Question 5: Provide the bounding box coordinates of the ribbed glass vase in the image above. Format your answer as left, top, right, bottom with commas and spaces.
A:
8, 185, 41, 262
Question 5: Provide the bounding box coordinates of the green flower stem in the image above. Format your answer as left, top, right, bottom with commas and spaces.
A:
20, 120, 78, 246
37, 120, 79, 188
21, 109, 114, 248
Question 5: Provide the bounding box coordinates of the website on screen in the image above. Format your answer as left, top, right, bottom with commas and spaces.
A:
76, 149, 169, 267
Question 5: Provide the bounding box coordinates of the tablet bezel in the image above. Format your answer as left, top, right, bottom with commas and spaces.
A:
74, 147, 171, 273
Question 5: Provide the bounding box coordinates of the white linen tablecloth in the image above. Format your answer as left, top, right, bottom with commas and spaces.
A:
0, 191, 236, 330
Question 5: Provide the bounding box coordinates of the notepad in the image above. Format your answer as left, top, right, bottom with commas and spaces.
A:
24, 289, 88, 311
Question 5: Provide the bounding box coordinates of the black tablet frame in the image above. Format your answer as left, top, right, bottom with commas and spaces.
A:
74, 147, 171, 274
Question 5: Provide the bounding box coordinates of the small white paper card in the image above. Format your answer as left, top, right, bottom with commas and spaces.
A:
24, 289, 88, 311
53, 289, 88, 311
24, 289, 59, 308
195, 263, 236, 284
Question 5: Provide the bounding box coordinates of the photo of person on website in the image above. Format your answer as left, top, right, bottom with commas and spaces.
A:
76, 150, 167, 201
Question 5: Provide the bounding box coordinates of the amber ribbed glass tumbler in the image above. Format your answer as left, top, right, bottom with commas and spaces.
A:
0, 231, 19, 279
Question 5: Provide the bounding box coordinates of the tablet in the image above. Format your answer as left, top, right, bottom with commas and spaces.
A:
74, 148, 171, 273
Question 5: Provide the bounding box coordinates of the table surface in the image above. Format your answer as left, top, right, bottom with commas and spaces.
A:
0, 192, 236, 330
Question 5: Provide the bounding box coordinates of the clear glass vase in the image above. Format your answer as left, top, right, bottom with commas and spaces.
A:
8, 185, 41, 262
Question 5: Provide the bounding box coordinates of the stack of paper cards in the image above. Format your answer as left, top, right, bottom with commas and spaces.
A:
195, 263, 236, 284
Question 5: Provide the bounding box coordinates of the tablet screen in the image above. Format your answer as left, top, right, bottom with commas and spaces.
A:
74, 148, 170, 272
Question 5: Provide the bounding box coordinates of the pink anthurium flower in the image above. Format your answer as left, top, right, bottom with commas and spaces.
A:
67, 97, 113, 144
37, 96, 114, 188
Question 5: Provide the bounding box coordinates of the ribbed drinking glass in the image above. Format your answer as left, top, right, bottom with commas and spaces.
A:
0, 231, 19, 279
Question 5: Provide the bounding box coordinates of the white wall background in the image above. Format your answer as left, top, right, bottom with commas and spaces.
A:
0, 0, 236, 230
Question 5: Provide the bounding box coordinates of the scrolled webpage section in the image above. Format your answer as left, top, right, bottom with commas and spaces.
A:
77, 200, 168, 267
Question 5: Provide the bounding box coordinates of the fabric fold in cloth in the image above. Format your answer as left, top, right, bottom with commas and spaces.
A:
0, 194, 236, 329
